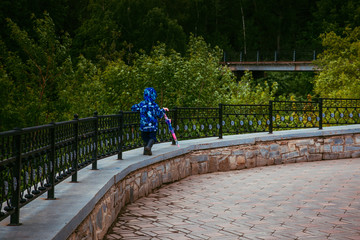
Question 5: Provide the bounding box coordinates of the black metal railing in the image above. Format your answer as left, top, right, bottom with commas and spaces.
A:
0, 98, 359, 224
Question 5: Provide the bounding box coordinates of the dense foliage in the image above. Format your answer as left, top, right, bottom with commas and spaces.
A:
2, 0, 359, 60
0, 0, 359, 131
0, 14, 276, 131
313, 27, 360, 98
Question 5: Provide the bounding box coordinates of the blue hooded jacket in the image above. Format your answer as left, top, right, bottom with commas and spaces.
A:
131, 88, 165, 132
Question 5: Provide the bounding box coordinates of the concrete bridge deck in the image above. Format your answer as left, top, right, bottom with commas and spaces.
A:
224, 61, 318, 72
0, 125, 359, 240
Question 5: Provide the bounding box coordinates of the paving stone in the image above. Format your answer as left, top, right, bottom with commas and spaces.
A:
105, 158, 360, 239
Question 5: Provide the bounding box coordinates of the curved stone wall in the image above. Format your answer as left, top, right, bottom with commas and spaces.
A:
68, 126, 360, 240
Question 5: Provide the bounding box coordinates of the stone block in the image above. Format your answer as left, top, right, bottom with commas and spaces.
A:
260, 148, 269, 158
355, 134, 360, 143
162, 172, 172, 183
299, 146, 308, 156
96, 207, 103, 229
218, 157, 230, 171
345, 137, 354, 144
246, 150, 258, 159
129, 187, 134, 203
294, 156, 308, 163
323, 144, 331, 153
209, 151, 223, 156
165, 162, 171, 172
191, 162, 199, 175
325, 137, 344, 145
141, 172, 148, 185
323, 153, 339, 160
236, 156, 246, 170
245, 157, 256, 168
352, 151, 360, 158
294, 139, 314, 146
190, 154, 208, 162
232, 150, 245, 155
269, 151, 280, 158
338, 152, 351, 159
237, 155, 246, 165
308, 147, 317, 154
256, 157, 268, 167
156, 165, 165, 173
229, 155, 246, 170
148, 170, 154, 178
344, 145, 360, 151
125, 175, 134, 185
135, 176, 141, 187
274, 157, 283, 165
208, 156, 219, 172
229, 156, 237, 170
282, 151, 300, 159
288, 143, 297, 151
138, 185, 146, 198
283, 158, 296, 164
267, 158, 275, 166
198, 162, 208, 174
280, 145, 289, 154
308, 154, 323, 161
270, 144, 279, 151
331, 145, 343, 153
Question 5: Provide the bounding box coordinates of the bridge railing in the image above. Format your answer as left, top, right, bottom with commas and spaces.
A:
223, 50, 318, 62
1, 98, 359, 224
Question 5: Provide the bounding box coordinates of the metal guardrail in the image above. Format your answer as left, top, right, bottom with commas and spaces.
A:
1, 98, 359, 225
223, 50, 318, 62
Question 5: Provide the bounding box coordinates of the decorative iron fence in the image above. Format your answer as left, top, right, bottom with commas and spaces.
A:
0, 98, 359, 225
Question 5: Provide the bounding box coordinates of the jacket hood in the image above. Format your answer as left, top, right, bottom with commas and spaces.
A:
144, 87, 157, 102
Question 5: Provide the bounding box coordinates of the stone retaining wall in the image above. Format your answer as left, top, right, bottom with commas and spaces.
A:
68, 132, 360, 240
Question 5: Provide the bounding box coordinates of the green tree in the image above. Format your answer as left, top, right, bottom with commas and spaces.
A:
229, 71, 278, 104
58, 55, 107, 119
1, 13, 74, 130
72, 0, 121, 62
313, 0, 360, 34
140, 7, 186, 53
98, 36, 237, 111
254, 72, 315, 100
314, 27, 360, 98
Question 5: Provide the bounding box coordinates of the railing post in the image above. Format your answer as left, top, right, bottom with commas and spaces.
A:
9, 128, 22, 225
219, 104, 223, 139
269, 101, 273, 134
223, 51, 226, 62
274, 51, 277, 62
92, 112, 98, 169
171, 107, 178, 145
71, 114, 79, 182
118, 111, 123, 160
313, 50, 316, 60
256, 51, 259, 62
240, 51, 243, 62
319, 98, 323, 130
47, 122, 56, 199
293, 50, 296, 62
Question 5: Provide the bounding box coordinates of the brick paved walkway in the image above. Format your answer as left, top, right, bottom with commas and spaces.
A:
105, 158, 360, 240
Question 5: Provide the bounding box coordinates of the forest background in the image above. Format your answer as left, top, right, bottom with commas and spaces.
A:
0, 0, 360, 131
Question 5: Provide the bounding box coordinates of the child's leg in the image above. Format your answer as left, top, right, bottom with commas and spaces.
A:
141, 132, 150, 155
143, 131, 157, 155
141, 131, 149, 146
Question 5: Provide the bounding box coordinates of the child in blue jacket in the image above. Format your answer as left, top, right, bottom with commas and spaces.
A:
131, 87, 168, 155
